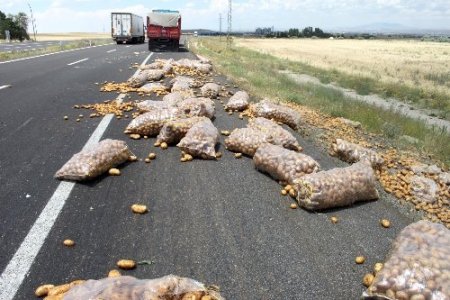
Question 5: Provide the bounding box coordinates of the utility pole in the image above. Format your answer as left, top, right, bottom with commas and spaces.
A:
219, 13, 222, 34
227, 0, 232, 48
28, 3, 37, 41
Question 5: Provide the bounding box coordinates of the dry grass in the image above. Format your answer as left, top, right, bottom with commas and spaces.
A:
34, 32, 110, 41
236, 38, 450, 116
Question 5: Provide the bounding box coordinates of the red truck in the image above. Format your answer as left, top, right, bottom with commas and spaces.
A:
147, 10, 181, 51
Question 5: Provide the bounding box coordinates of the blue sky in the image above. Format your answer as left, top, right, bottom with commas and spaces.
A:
2, 0, 450, 33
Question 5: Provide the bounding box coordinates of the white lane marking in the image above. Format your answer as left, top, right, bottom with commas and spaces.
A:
67, 58, 89, 66
126, 45, 131, 48
0, 85, 11, 90
0, 51, 153, 300
107, 49, 117, 53
0, 43, 115, 65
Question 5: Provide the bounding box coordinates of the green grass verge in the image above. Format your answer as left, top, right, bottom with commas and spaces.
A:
190, 37, 450, 166
0, 39, 112, 62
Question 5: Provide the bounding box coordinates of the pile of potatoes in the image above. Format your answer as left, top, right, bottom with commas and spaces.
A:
248, 117, 301, 151
294, 162, 379, 210
177, 119, 219, 159
225, 91, 250, 111
54, 275, 224, 300
200, 83, 220, 98
251, 100, 301, 130
177, 97, 215, 119
254, 144, 320, 185
225, 127, 273, 157
156, 116, 209, 145
331, 138, 384, 168
54, 139, 133, 181
124, 107, 179, 136
363, 220, 450, 300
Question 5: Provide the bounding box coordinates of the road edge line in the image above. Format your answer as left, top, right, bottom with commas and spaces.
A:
0, 51, 153, 300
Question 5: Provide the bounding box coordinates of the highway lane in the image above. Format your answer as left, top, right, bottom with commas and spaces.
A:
0, 42, 150, 274
1, 42, 414, 299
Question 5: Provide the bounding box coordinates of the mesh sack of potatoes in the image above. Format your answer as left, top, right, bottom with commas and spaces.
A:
294, 162, 379, 210
171, 76, 194, 87
136, 100, 173, 112
124, 107, 179, 136
200, 83, 220, 98
362, 220, 450, 300
177, 119, 219, 159
140, 82, 167, 93
156, 116, 209, 145
63, 275, 224, 300
251, 100, 301, 130
127, 71, 148, 88
54, 139, 132, 181
248, 117, 301, 151
196, 54, 211, 64
145, 69, 165, 81
330, 138, 384, 168
254, 144, 320, 185
163, 92, 185, 106
225, 91, 250, 111
177, 97, 215, 119
195, 63, 212, 74
224, 127, 273, 157
139, 61, 162, 70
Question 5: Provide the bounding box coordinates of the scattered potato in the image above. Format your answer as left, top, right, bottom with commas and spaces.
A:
215, 152, 222, 158
63, 116, 68, 120
129, 134, 141, 140
281, 189, 288, 196
148, 153, 157, 159
78, 114, 83, 118
220, 130, 230, 136
285, 185, 293, 192
355, 256, 366, 264
63, 239, 75, 247
144, 158, 151, 163
289, 189, 296, 198
234, 153, 242, 159
117, 259, 136, 270
76, 118, 81, 122
380, 219, 391, 228
363, 273, 375, 287
108, 168, 121, 176
373, 262, 383, 273
129, 155, 138, 162
160, 142, 168, 150
330, 216, 338, 224
154, 142, 161, 147
131, 204, 148, 214
181, 157, 187, 162
47, 283, 71, 296
108, 269, 121, 278
290, 203, 298, 209
35, 284, 55, 297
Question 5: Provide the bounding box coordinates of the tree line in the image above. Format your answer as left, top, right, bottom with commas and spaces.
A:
0, 10, 30, 41
255, 26, 333, 38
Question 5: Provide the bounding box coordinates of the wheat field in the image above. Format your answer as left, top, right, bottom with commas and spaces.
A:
34, 32, 110, 41
236, 38, 450, 106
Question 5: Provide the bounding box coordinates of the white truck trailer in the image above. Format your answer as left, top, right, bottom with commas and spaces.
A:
111, 12, 145, 44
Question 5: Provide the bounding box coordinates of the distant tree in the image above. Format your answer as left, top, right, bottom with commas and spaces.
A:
0, 10, 29, 41
302, 26, 313, 37
288, 28, 300, 37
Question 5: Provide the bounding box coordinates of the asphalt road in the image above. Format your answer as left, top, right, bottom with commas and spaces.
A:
0, 40, 74, 53
0, 41, 413, 299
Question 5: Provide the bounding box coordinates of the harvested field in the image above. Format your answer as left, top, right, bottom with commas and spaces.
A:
236, 38, 450, 118
34, 32, 110, 41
